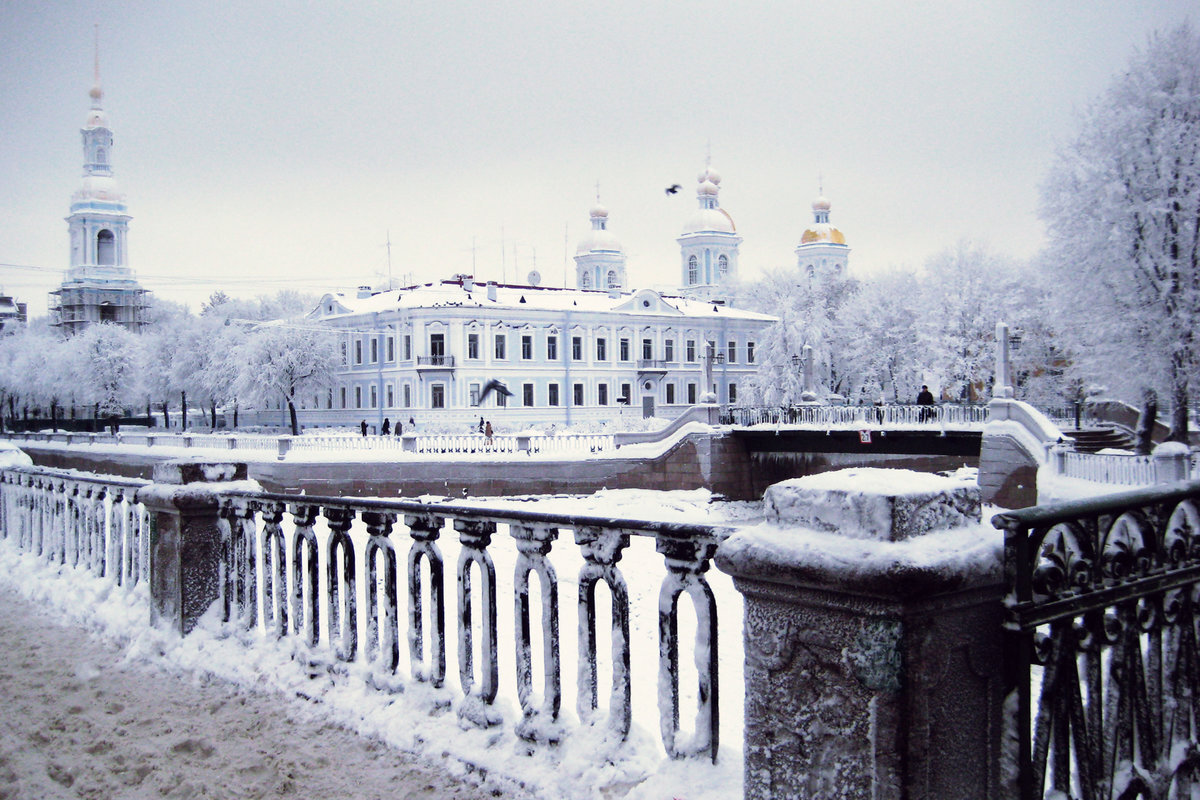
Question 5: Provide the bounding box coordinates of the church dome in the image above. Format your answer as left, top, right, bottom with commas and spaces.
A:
576, 228, 623, 254
800, 224, 845, 245
698, 166, 721, 185
681, 207, 736, 235
73, 174, 123, 203
576, 203, 623, 254
812, 195, 831, 212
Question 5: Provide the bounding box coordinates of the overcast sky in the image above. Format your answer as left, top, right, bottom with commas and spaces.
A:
1, 2, 1194, 317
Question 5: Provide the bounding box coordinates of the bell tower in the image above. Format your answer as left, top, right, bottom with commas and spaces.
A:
52, 27, 148, 335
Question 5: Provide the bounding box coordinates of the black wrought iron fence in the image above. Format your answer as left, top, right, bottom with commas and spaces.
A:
993, 480, 1200, 799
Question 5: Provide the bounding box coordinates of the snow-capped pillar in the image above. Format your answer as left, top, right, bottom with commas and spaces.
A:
715, 469, 1005, 800
138, 460, 249, 636
1153, 442, 1191, 483
994, 321, 1013, 399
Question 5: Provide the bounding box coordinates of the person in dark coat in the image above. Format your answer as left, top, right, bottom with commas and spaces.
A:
381, 418, 391, 436
484, 420, 493, 446
360, 419, 368, 436
917, 385, 936, 423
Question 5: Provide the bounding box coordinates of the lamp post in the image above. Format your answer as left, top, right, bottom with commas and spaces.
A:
792, 344, 817, 404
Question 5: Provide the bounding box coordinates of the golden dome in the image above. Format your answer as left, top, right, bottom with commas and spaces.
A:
800, 224, 845, 245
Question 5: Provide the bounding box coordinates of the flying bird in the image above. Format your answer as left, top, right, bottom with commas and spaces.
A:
665, 184, 682, 196
478, 379, 514, 403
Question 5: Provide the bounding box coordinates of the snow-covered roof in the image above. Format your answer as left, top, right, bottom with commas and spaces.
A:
312, 280, 775, 323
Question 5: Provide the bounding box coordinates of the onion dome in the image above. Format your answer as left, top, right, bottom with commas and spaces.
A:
800, 195, 845, 244
681, 166, 736, 235
576, 203, 624, 254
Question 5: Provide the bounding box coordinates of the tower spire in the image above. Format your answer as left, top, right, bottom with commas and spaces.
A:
90, 24, 103, 108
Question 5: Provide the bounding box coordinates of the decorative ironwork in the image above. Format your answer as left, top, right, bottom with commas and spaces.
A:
995, 480, 1200, 799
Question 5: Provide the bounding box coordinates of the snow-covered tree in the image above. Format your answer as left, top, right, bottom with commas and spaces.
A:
233, 321, 339, 435
71, 324, 139, 419
1042, 23, 1200, 440
838, 269, 925, 403
741, 266, 858, 404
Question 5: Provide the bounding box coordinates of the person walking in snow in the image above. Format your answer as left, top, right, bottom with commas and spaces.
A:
381, 418, 391, 436
360, 419, 368, 437
484, 420, 493, 447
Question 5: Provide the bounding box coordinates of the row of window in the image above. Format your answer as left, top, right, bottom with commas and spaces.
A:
319, 379, 738, 411
344, 332, 756, 366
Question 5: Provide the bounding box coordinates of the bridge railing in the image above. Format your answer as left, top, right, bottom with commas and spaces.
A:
721, 403, 989, 428
0, 467, 150, 589
203, 486, 727, 761
993, 480, 1200, 799
1054, 448, 1157, 485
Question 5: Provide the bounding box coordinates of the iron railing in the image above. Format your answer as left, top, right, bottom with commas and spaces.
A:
212, 488, 729, 761
0, 467, 150, 588
721, 403, 989, 428
994, 481, 1200, 799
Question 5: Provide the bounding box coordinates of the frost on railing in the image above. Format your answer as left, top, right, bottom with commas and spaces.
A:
0, 467, 150, 588
721, 403, 989, 428
213, 490, 727, 762
1056, 449, 1156, 486
994, 481, 1200, 799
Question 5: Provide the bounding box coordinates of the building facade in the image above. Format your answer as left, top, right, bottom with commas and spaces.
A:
50, 53, 148, 334
295, 277, 773, 430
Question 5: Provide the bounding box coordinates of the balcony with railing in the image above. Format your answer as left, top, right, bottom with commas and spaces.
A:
416, 355, 455, 370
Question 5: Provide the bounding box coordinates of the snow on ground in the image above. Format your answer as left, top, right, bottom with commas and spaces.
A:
0, 487, 752, 800
0, 555, 505, 800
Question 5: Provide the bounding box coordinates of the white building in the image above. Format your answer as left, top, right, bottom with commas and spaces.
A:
678, 166, 741, 303
299, 277, 774, 430
50, 48, 149, 335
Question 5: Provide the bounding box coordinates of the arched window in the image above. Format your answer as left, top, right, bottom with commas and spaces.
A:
96, 147, 107, 165
718, 254, 728, 278
96, 230, 115, 265
607, 270, 619, 288
581, 272, 592, 289
688, 255, 698, 285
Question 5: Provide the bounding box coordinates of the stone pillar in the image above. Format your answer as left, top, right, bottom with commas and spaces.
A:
401, 432, 418, 453
1153, 442, 1191, 483
994, 321, 1013, 399
716, 469, 1006, 800
276, 435, 291, 461
138, 460, 248, 635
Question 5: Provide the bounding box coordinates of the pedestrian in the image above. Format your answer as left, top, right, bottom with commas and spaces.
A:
360, 419, 368, 437
484, 420, 493, 446
917, 384, 935, 423
395, 420, 403, 436
478, 416, 484, 434
381, 418, 391, 436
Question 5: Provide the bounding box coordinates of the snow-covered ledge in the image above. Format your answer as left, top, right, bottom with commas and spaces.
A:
716, 469, 1005, 800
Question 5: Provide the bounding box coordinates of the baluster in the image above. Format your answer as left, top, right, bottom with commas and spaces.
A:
325, 507, 357, 662
18, 475, 32, 551
113, 486, 131, 584
656, 533, 720, 763
455, 518, 500, 727
363, 511, 400, 674
34, 476, 48, 557
227, 501, 259, 630
86, 485, 102, 576
50, 478, 65, 563
65, 482, 81, 567
260, 501, 288, 637
512, 523, 562, 744
290, 505, 320, 647
575, 525, 632, 738
405, 513, 446, 687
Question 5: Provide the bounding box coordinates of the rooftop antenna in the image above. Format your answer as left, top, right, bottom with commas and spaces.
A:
500, 225, 506, 284
563, 223, 568, 288
385, 229, 393, 290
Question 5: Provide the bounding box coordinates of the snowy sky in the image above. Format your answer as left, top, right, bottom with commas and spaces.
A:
0, 2, 1194, 318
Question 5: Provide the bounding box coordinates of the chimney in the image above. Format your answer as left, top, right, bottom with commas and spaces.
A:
357, 285, 372, 299
487, 281, 498, 302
